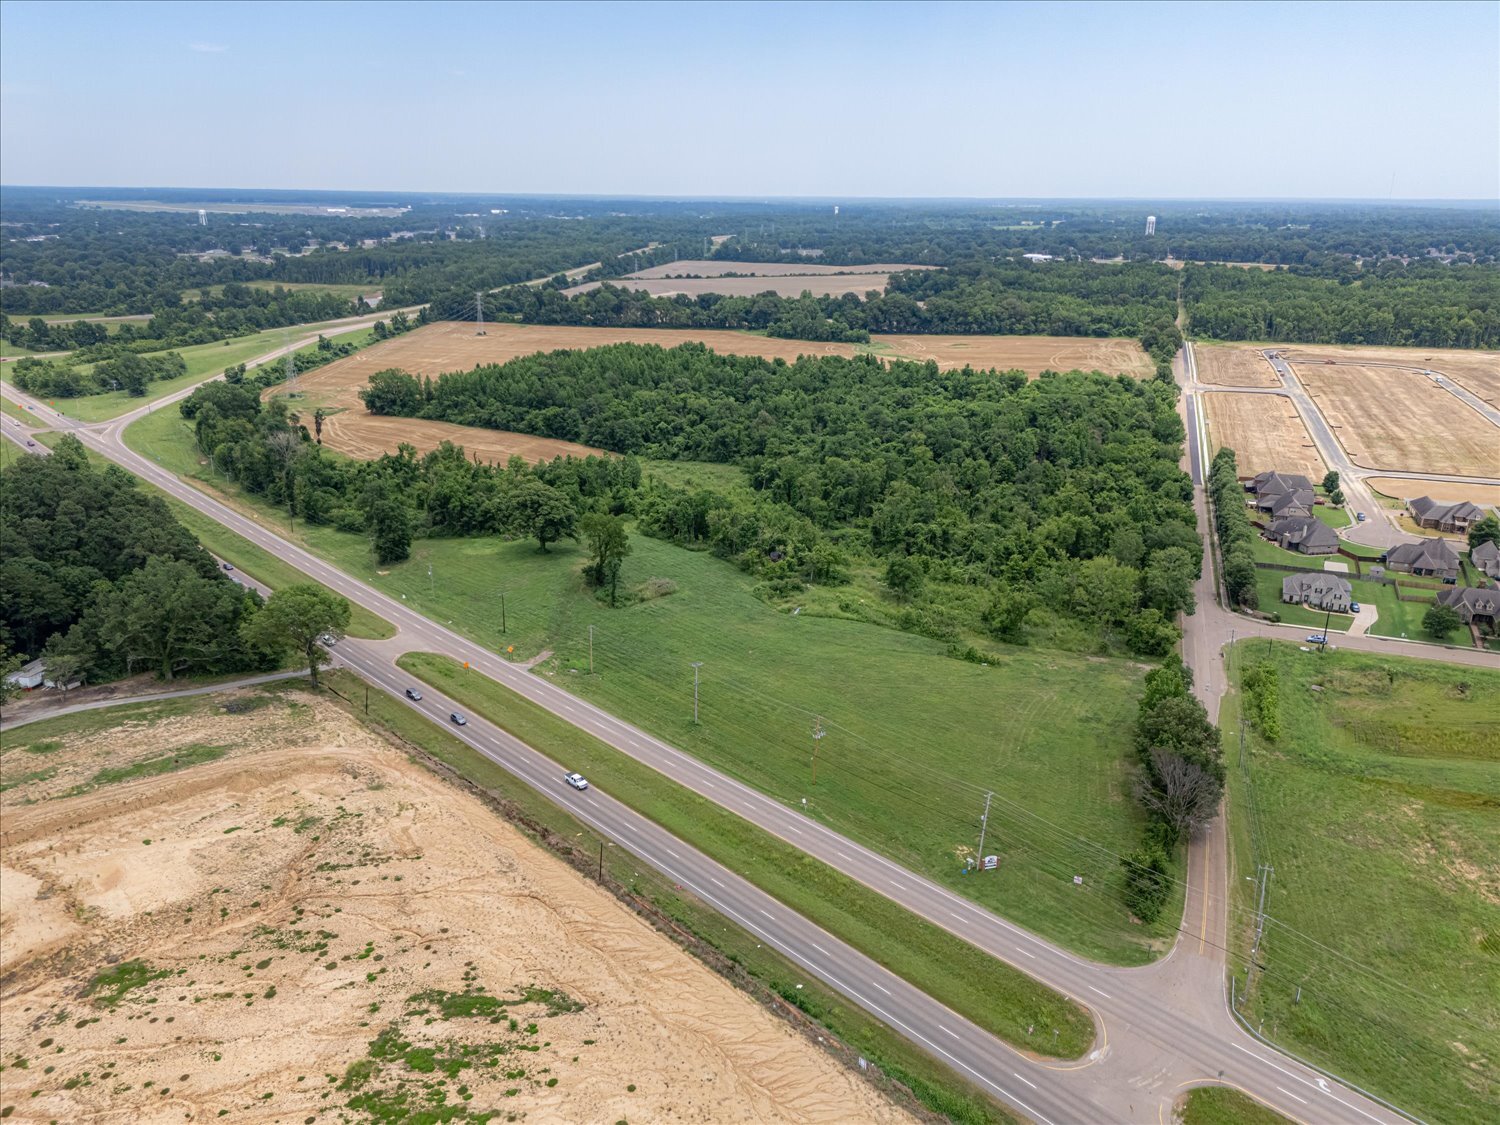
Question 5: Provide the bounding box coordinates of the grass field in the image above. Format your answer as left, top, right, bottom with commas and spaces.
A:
1193, 343, 1279, 387
8, 318, 378, 424
1176, 1086, 1291, 1125
1222, 642, 1500, 1123
317, 668, 1022, 1124
1293, 363, 1499, 477
396, 652, 1094, 1062
1201, 391, 1324, 479
122, 406, 1178, 965
246, 280, 377, 301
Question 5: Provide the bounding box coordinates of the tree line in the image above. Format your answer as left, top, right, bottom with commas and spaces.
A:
357, 342, 1201, 655
1208, 448, 1260, 611
0, 438, 348, 688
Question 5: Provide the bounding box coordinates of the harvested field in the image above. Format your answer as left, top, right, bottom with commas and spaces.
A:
1280, 344, 1500, 406
1202, 390, 1324, 478
0, 689, 913, 1125
566, 274, 904, 298
269, 322, 1153, 462
1194, 344, 1279, 387
623, 259, 935, 279
1292, 363, 1499, 477
1365, 477, 1500, 508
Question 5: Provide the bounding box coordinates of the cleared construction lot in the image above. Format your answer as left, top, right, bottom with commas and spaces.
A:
271, 322, 1152, 463
1202, 391, 1325, 478
1194, 343, 1279, 387
1281, 344, 1500, 407
1292, 362, 1499, 477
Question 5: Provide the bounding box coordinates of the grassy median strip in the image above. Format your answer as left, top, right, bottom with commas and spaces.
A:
319, 668, 1019, 1125
1178, 1086, 1292, 1125
395, 651, 1095, 1063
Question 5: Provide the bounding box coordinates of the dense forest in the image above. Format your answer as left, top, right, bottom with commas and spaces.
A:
350, 343, 1200, 655
0, 438, 280, 682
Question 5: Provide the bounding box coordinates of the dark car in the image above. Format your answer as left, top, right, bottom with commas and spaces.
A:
222, 562, 235, 571
450, 712, 467, 726
405, 688, 423, 701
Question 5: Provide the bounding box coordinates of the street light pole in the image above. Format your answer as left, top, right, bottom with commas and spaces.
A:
499, 591, 506, 634
811, 717, 825, 784
690, 661, 703, 724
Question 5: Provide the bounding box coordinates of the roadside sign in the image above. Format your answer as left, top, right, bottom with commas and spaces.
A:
982, 855, 998, 871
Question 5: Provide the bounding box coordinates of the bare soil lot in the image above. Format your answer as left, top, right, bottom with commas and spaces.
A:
567, 274, 904, 298
623, 260, 935, 279
1365, 477, 1500, 508
270, 322, 1152, 463
0, 689, 911, 1124
1202, 391, 1325, 478
1292, 363, 1499, 477
1281, 345, 1500, 407
1194, 344, 1279, 387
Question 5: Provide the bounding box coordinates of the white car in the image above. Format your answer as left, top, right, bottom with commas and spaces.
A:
564, 772, 589, 791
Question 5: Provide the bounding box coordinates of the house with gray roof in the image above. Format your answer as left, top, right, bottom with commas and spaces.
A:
1282, 572, 1352, 612
1268, 516, 1340, 555
1408, 497, 1486, 534
1385, 537, 1460, 582
1248, 471, 1316, 519
1472, 539, 1500, 580
1437, 586, 1499, 629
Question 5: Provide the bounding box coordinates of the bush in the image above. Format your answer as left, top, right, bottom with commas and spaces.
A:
1121, 843, 1171, 923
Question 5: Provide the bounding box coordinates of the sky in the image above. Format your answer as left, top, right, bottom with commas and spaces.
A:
2, 0, 1497, 200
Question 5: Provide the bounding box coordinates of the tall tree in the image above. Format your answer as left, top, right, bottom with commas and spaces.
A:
580, 512, 632, 606
242, 584, 350, 688
508, 478, 576, 553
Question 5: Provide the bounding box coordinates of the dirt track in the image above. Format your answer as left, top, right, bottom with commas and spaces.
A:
1202, 391, 1325, 478
269, 322, 1153, 465
0, 690, 913, 1124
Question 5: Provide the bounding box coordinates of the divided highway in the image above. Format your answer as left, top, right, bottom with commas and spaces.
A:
1, 361, 1426, 1123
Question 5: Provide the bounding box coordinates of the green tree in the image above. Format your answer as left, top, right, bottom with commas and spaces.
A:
1468, 513, 1500, 550
1328, 487, 1345, 507
884, 555, 924, 601
1422, 603, 1462, 640
1121, 842, 1171, 923
509, 478, 576, 553
1321, 471, 1340, 493
90, 557, 249, 681
1141, 547, 1197, 616
368, 498, 412, 565
0, 645, 27, 706
242, 584, 350, 688
982, 588, 1033, 642
580, 512, 632, 606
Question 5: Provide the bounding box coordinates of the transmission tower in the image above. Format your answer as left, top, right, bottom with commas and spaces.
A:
475, 290, 486, 336
283, 330, 297, 396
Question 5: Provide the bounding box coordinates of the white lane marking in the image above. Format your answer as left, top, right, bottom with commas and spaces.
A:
836, 851, 852, 861
710, 877, 725, 888
950, 912, 965, 921
759, 909, 774, 920
939, 1025, 961, 1040
889, 880, 907, 891
873, 981, 891, 995
664, 848, 681, 859
1012, 1072, 1037, 1090
1276, 1086, 1307, 1105
1016, 948, 1036, 959
1231, 1043, 1384, 1125
785, 825, 802, 835
1088, 986, 1110, 999
811, 943, 830, 956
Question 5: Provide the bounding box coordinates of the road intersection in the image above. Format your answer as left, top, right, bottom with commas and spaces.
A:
7, 335, 1488, 1122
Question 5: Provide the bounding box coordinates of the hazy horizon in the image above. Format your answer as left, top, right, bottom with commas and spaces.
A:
3, 0, 1498, 200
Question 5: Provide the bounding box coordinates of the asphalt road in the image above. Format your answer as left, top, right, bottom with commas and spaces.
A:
1, 357, 1450, 1123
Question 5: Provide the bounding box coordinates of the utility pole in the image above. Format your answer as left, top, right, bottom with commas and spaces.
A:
428, 563, 434, 596
811, 717, 825, 784
588, 625, 594, 674
690, 661, 703, 724
499, 591, 506, 633
1321, 605, 1332, 650
1252, 863, 1275, 957
976, 791, 994, 869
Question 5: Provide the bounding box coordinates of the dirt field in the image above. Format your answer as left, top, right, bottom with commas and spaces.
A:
270, 322, 1153, 463
623, 260, 934, 279
1280, 345, 1500, 407
1292, 363, 1499, 476
0, 689, 912, 1124
1194, 344, 1279, 387
1202, 391, 1325, 478
1365, 477, 1500, 507
567, 274, 904, 298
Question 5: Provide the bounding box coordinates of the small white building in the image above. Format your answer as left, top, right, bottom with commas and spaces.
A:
6, 659, 46, 691
1022, 253, 1053, 263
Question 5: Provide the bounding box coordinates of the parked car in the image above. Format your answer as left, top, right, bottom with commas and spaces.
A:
564, 772, 589, 791
1349, 602, 1361, 613
1306, 634, 1327, 645
405, 688, 423, 701
450, 712, 467, 726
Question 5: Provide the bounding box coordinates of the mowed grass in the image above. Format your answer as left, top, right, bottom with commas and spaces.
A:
17, 318, 377, 423
392, 654, 1094, 1062
123, 408, 1174, 965
1223, 642, 1500, 1123
319, 667, 1019, 1124
1177, 1086, 1291, 1125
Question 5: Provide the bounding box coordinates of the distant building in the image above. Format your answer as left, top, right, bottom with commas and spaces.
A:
1145, 215, 1156, 236
1282, 572, 1352, 611
1385, 538, 1460, 582
1268, 516, 1340, 555
1022, 253, 1053, 263
1408, 496, 1486, 535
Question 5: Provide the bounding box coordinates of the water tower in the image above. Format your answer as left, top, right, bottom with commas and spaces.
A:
198, 209, 207, 226
1145, 215, 1156, 236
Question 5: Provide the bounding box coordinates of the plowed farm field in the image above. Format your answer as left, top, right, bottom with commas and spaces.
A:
1281, 345, 1500, 407
268, 321, 1152, 462
1194, 344, 1279, 387
1292, 363, 1499, 477
566, 273, 910, 298
1202, 390, 1325, 478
